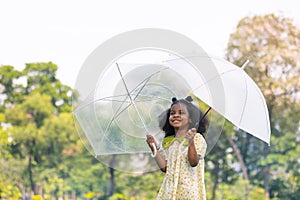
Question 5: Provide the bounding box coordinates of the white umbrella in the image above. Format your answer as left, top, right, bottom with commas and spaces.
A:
164, 55, 271, 145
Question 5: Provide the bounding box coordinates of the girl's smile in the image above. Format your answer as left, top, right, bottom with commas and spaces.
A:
169, 103, 191, 130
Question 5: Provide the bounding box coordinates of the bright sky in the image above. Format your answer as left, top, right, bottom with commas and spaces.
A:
1, 0, 299, 88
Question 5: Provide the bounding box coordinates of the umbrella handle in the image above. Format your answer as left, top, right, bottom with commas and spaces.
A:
150, 143, 157, 157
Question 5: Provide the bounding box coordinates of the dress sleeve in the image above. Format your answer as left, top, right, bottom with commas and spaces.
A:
194, 133, 207, 159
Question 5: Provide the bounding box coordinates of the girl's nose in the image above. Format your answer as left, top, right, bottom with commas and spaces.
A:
173, 112, 180, 117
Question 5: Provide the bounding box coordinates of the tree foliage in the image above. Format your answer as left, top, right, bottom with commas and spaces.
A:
1, 13, 300, 200
226, 13, 300, 199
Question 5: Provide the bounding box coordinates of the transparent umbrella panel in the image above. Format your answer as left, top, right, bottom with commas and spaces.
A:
73, 63, 193, 157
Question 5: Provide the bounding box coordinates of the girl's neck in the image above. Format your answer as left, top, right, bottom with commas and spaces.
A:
175, 129, 188, 138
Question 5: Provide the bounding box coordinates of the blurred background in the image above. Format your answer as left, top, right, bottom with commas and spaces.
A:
1, 1, 300, 199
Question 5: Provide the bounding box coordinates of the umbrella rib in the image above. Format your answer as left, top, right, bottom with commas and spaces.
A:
101, 68, 147, 151
103, 69, 156, 130
103, 93, 168, 137
102, 79, 153, 136
74, 68, 161, 113
191, 67, 247, 128
73, 94, 132, 113
116, 62, 149, 133
204, 68, 248, 127
193, 69, 237, 92
98, 67, 169, 151
109, 64, 169, 134
74, 78, 151, 119
77, 64, 169, 154
238, 69, 249, 127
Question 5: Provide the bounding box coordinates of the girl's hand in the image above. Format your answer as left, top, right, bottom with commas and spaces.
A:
146, 134, 158, 152
185, 128, 197, 143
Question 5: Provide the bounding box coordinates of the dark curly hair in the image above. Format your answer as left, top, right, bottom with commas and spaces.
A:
158, 96, 209, 138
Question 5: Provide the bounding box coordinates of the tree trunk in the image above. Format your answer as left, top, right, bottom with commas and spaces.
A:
226, 133, 249, 180
107, 155, 116, 197
71, 191, 76, 200
264, 145, 270, 200
211, 161, 220, 200
28, 155, 37, 194
263, 104, 273, 200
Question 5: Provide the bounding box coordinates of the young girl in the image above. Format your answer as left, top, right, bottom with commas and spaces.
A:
146, 96, 209, 200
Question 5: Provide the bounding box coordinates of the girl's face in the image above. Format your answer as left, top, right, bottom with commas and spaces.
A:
169, 103, 192, 130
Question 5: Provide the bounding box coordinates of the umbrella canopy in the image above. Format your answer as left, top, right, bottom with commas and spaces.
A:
74, 63, 192, 156
73, 53, 271, 172
163, 55, 271, 145
73, 60, 200, 172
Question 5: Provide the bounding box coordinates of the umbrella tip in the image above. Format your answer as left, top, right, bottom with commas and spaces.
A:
241, 60, 250, 69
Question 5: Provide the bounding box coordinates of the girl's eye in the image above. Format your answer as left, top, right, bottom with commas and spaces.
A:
170, 110, 186, 115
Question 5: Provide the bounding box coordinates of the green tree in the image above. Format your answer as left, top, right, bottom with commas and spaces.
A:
96, 169, 164, 200
226, 13, 300, 199
22, 62, 74, 113
0, 65, 23, 105
5, 93, 55, 194
0, 62, 82, 198
0, 121, 24, 199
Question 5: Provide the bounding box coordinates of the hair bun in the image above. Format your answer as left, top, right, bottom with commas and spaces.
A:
172, 97, 177, 102
185, 96, 193, 102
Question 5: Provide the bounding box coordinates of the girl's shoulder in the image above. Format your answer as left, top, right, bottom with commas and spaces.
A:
194, 132, 207, 146
162, 135, 175, 149
195, 132, 205, 139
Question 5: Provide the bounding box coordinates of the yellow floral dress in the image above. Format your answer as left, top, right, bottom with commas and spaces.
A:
157, 133, 207, 200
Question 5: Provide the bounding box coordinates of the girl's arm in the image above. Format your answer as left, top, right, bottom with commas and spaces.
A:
146, 135, 167, 172
186, 128, 200, 167
187, 140, 200, 167
153, 150, 167, 172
